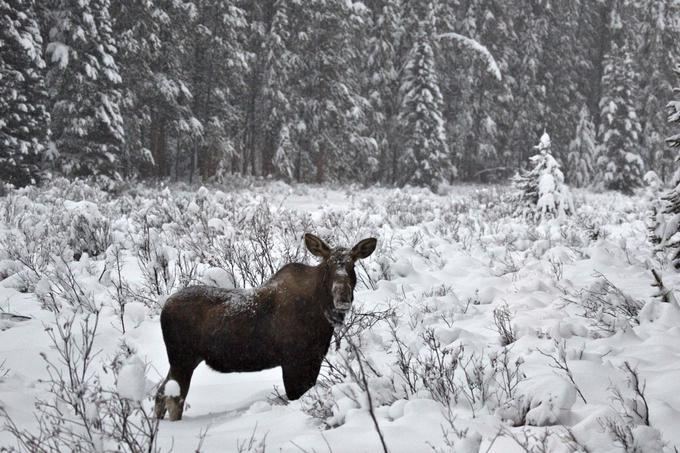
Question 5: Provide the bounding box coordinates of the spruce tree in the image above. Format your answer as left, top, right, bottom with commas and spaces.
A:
566, 105, 597, 187
186, 0, 248, 181
0, 0, 49, 186
595, 40, 644, 194
268, 0, 370, 183
364, 0, 401, 185
440, 0, 511, 181
273, 124, 295, 182
513, 132, 574, 221
112, 0, 194, 178
660, 65, 680, 268
397, 18, 450, 191
637, 0, 680, 181
261, 0, 299, 180
46, 0, 125, 178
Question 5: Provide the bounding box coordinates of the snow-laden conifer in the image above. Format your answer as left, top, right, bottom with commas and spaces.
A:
566, 105, 597, 188
513, 132, 574, 220
0, 0, 49, 186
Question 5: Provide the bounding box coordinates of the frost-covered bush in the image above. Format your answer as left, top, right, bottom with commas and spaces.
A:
513, 132, 575, 221
644, 171, 666, 247
1, 312, 161, 453
568, 274, 644, 336
62, 200, 112, 258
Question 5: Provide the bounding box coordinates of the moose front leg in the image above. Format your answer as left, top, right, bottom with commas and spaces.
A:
282, 359, 323, 400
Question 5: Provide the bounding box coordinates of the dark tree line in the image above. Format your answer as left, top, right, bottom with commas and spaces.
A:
1, 0, 678, 191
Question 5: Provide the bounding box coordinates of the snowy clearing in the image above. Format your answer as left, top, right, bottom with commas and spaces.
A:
0, 179, 679, 453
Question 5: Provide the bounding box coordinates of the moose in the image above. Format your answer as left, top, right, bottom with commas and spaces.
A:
154, 233, 377, 421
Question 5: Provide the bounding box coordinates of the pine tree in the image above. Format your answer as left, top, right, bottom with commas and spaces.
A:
512, 132, 574, 220
397, 17, 450, 191
186, 0, 249, 181
266, 0, 370, 183
660, 65, 680, 268
541, 1, 592, 166
0, 0, 49, 186
439, 0, 512, 181
595, 40, 644, 194
112, 0, 194, 178
566, 105, 597, 187
637, 0, 680, 181
45, 0, 125, 178
273, 123, 295, 182
363, 0, 401, 184
261, 0, 300, 180
505, 1, 549, 169
644, 170, 666, 246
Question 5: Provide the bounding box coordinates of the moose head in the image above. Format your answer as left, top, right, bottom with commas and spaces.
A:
304, 233, 377, 326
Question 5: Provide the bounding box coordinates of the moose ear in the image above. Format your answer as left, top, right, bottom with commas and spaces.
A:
304, 233, 331, 259
351, 238, 377, 260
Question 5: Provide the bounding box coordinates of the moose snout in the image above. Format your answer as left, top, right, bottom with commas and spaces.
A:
332, 281, 353, 311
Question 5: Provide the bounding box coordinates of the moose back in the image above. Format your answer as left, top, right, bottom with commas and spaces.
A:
154, 233, 377, 421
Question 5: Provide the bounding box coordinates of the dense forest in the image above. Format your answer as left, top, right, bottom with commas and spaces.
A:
1, 0, 678, 191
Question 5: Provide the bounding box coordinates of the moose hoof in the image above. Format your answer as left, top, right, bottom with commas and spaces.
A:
154, 396, 167, 420
166, 397, 184, 421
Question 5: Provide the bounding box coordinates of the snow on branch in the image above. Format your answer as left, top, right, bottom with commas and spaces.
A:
436, 32, 502, 81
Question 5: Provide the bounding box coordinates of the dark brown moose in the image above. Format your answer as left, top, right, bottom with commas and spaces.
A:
154, 233, 377, 421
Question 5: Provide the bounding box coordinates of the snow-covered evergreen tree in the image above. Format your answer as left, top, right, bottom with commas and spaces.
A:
364, 0, 401, 185
440, 0, 509, 181
0, 0, 49, 186
566, 105, 597, 187
273, 124, 295, 182
46, 0, 125, 178
112, 0, 194, 178
644, 171, 666, 246
187, 0, 248, 181
261, 0, 300, 180
637, 0, 680, 181
659, 65, 680, 268
512, 132, 574, 220
595, 40, 644, 195
397, 17, 451, 191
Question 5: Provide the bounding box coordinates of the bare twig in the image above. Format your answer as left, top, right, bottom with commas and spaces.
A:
348, 340, 389, 453
536, 339, 587, 404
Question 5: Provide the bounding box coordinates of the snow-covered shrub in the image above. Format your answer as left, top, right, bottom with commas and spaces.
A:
493, 303, 517, 346
599, 361, 669, 453
431, 409, 482, 453
0, 205, 67, 291
301, 341, 395, 430
135, 217, 177, 303
42, 256, 101, 313
235, 427, 267, 453
567, 274, 644, 336
1, 312, 161, 453
418, 328, 461, 407
62, 200, 112, 258
513, 132, 575, 221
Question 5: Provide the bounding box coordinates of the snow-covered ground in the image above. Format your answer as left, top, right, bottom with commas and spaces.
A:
1, 179, 679, 452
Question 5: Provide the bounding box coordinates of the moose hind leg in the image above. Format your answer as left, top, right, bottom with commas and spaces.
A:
166, 365, 197, 421
154, 375, 170, 419
282, 360, 322, 400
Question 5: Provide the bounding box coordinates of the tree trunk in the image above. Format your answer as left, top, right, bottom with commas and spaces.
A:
150, 113, 167, 178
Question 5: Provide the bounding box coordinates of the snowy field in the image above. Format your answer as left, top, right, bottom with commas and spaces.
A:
1, 179, 679, 453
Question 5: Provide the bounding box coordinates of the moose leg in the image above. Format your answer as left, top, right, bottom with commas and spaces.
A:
165, 364, 197, 421
282, 359, 322, 400
154, 374, 170, 419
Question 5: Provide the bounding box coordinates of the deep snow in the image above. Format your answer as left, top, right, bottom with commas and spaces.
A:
0, 180, 679, 452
